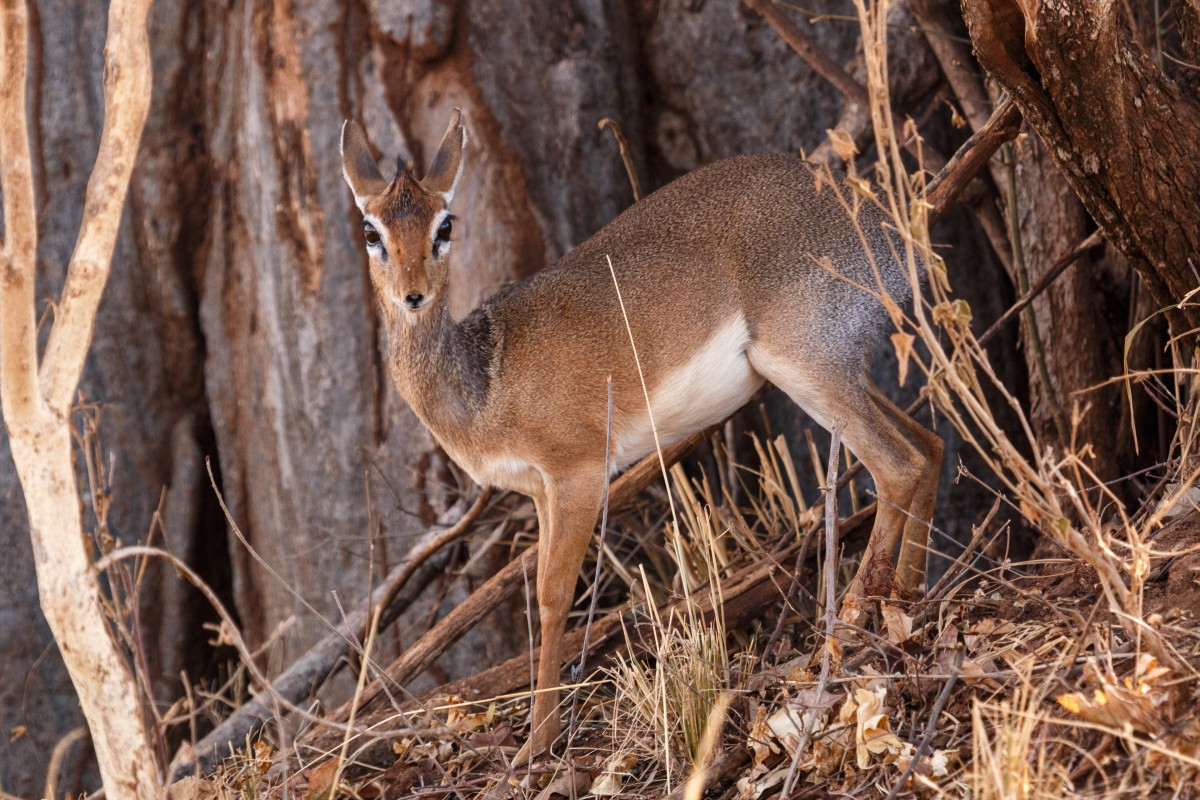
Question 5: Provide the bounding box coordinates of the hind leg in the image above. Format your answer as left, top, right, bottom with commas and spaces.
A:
835, 394, 931, 625
749, 349, 939, 624
866, 384, 943, 597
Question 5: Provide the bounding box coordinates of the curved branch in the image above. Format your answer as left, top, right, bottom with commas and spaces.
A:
38, 0, 155, 414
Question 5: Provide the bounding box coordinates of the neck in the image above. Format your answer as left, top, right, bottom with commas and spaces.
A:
385, 294, 493, 433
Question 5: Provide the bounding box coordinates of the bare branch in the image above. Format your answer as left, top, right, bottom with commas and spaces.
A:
743, 0, 1015, 270
925, 97, 1022, 221
742, 0, 870, 108
0, 0, 40, 424
173, 490, 493, 780
38, 0, 155, 415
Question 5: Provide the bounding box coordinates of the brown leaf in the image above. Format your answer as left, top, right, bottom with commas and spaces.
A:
826, 128, 859, 162
169, 776, 222, 800
305, 758, 341, 800
1057, 654, 1172, 735
592, 752, 637, 797
846, 175, 877, 201
468, 722, 516, 750
890, 333, 916, 387
765, 687, 840, 755
746, 704, 778, 767
933, 645, 1000, 689
881, 601, 916, 644
850, 687, 904, 768
533, 767, 593, 800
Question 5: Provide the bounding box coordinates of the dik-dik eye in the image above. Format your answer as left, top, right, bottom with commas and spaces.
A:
436, 217, 453, 244
363, 221, 382, 248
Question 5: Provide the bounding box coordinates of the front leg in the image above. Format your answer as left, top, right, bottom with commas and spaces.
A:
517, 476, 603, 763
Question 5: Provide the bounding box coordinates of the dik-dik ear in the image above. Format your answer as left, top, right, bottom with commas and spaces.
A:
341, 120, 388, 210
421, 109, 467, 205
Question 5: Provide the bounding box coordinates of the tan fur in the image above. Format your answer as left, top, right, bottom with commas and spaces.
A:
340, 111, 943, 760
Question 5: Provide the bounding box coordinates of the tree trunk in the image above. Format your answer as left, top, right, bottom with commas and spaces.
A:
1011, 133, 1133, 481
1, 1, 161, 797
962, 0, 1200, 335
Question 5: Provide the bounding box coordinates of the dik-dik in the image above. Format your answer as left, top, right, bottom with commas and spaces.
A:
340, 111, 942, 759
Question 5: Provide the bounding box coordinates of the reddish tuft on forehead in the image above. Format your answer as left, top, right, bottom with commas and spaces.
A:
370, 173, 441, 226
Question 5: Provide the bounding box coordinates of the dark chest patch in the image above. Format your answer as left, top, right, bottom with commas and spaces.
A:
452, 309, 498, 410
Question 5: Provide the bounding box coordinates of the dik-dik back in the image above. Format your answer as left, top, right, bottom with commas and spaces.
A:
341, 111, 941, 759
474, 155, 916, 476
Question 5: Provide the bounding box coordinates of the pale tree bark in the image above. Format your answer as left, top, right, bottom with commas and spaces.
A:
0, 1, 159, 798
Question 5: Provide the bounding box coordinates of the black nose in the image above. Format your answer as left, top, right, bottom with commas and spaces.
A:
404, 292, 425, 309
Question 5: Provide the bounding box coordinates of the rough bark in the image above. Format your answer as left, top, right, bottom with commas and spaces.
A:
962, 0, 1200, 335
1012, 132, 1133, 480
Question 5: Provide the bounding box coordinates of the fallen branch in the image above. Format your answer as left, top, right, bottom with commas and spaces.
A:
289, 556, 781, 785
308, 429, 716, 732
175, 490, 493, 779
287, 506, 877, 786
183, 428, 715, 781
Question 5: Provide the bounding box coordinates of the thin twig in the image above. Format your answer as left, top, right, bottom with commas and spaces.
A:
174, 485, 488, 779
94, 547, 426, 741
598, 118, 642, 202
781, 419, 844, 800
568, 377, 615, 748
978, 230, 1104, 347
365, 487, 494, 643
882, 648, 964, 800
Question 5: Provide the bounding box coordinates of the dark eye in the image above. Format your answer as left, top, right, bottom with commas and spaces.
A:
363, 222, 381, 247
436, 217, 453, 243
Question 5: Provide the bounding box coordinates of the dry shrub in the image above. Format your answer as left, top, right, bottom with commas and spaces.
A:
826, 0, 1200, 793
969, 673, 1069, 800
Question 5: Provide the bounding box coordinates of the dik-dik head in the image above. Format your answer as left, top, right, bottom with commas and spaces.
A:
340, 112, 466, 320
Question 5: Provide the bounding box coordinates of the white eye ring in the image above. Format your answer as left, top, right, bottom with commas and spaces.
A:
363, 221, 383, 250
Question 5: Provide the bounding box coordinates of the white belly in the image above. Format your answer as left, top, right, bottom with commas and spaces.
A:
614, 314, 762, 469
453, 449, 544, 496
